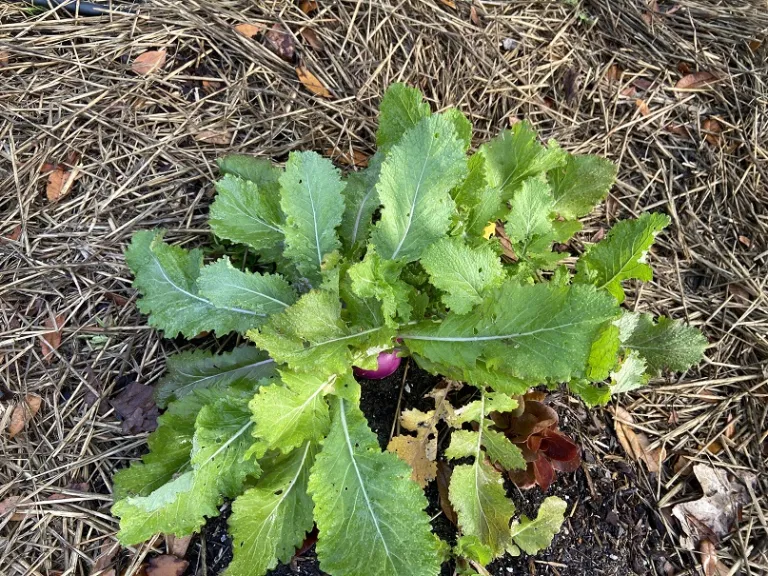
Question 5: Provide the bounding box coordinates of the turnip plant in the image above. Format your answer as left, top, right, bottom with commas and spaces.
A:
113, 84, 706, 576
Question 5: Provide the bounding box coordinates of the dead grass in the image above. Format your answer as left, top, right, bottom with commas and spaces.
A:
1, 0, 766, 575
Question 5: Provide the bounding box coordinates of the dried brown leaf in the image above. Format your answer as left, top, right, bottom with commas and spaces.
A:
110, 382, 158, 434
605, 64, 623, 82
165, 534, 193, 558
300, 28, 325, 53
635, 99, 651, 116
295, 65, 332, 98
666, 123, 692, 138
700, 540, 730, 576
146, 555, 188, 576
0, 51, 9, 67
234, 23, 263, 38
8, 394, 42, 438
613, 406, 665, 473
737, 235, 751, 248
91, 541, 120, 575
3, 225, 21, 242
41, 313, 66, 362
299, 0, 318, 14
0, 496, 27, 521
194, 130, 231, 145
748, 40, 762, 52
325, 148, 369, 168
131, 50, 167, 75
46, 166, 80, 203
470, 6, 481, 26
675, 71, 717, 90
436, 461, 458, 525
439, 0, 457, 8
201, 80, 220, 93
702, 118, 722, 146
266, 24, 295, 62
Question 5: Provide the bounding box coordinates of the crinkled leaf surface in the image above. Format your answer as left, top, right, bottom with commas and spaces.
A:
403, 282, 619, 385
504, 179, 554, 250
548, 155, 617, 219
421, 237, 505, 315
443, 108, 472, 150
217, 155, 282, 192
481, 427, 526, 470
348, 247, 414, 326
155, 345, 275, 408
371, 114, 467, 262
622, 313, 707, 373
279, 151, 346, 283
338, 153, 384, 255
509, 497, 567, 555
609, 350, 649, 394
209, 174, 284, 261
226, 443, 316, 576
249, 371, 334, 453
480, 122, 566, 201
125, 230, 264, 338
576, 213, 670, 303
376, 83, 431, 152
568, 379, 611, 408
310, 398, 442, 576
453, 153, 504, 238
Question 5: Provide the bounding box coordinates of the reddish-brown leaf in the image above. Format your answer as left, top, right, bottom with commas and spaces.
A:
702, 118, 722, 146
439, 0, 456, 8
201, 80, 221, 93
131, 50, 167, 75
470, 6, 481, 26
41, 313, 66, 362
325, 148, 369, 168
748, 40, 762, 52
436, 461, 458, 525
295, 65, 332, 98
605, 64, 623, 82
635, 99, 651, 117
0, 496, 26, 521
738, 235, 751, 248
666, 123, 692, 138
3, 225, 21, 242
677, 61, 691, 75
234, 23, 263, 38
265, 24, 295, 62
700, 540, 730, 576
105, 292, 129, 307
8, 394, 42, 438
508, 462, 536, 490
300, 28, 325, 53
46, 166, 80, 203
674, 71, 717, 90
299, 0, 318, 14
146, 555, 188, 576
532, 453, 556, 491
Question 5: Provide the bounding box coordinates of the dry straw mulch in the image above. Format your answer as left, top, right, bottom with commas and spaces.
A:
1, 0, 766, 575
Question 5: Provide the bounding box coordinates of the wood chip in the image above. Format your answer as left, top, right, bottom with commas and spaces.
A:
131, 50, 166, 75
674, 71, 717, 90
612, 406, 665, 473
234, 23, 263, 38
295, 65, 332, 98
46, 166, 80, 203
8, 394, 42, 438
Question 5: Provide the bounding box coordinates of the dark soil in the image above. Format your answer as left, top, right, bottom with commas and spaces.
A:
183, 362, 678, 576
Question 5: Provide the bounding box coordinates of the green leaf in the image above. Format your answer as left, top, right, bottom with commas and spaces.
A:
226, 443, 316, 576
548, 155, 617, 219
567, 379, 611, 408
279, 151, 346, 283
443, 108, 472, 150
192, 396, 260, 498
310, 398, 442, 576
586, 324, 620, 382
249, 371, 334, 453
509, 497, 567, 555
575, 213, 671, 303
450, 461, 517, 558
347, 246, 414, 326
480, 122, 567, 201
481, 427, 526, 470
376, 83, 431, 151
403, 282, 619, 385
217, 155, 282, 192
453, 392, 518, 425
249, 289, 391, 374
421, 237, 505, 315
198, 258, 296, 315
609, 350, 649, 394
622, 313, 706, 373
453, 153, 504, 238
125, 230, 264, 338
445, 429, 478, 460
339, 153, 384, 255
209, 174, 284, 261
155, 345, 275, 408
504, 178, 555, 253
371, 114, 467, 262
455, 536, 494, 566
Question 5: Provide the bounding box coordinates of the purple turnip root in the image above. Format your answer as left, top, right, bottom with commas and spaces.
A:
353, 351, 401, 379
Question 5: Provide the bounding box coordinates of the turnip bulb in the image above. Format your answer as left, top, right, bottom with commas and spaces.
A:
353, 351, 401, 379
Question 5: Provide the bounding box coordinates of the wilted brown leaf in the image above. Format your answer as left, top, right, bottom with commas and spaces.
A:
41, 313, 66, 362
672, 464, 756, 545
613, 406, 665, 473
201, 80, 220, 93
265, 23, 295, 62
299, 0, 318, 13
3, 225, 21, 242
635, 99, 651, 116
748, 40, 762, 52
300, 28, 325, 53
439, 0, 456, 8
194, 130, 231, 145
605, 64, 623, 82
131, 50, 167, 75
325, 148, 369, 168
700, 540, 730, 576
0, 496, 26, 521
8, 394, 42, 438
165, 534, 193, 558
738, 235, 751, 248
702, 118, 722, 146
92, 541, 120, 576
675, 71, 717, 90
46, 166, 80, 203
0, 51, 9, 67
436, 461, 458, 525
146, 555, 188, 576
110, 382, 158, 434
470, 6, 481, 26
234, 23, 263, 38
295, 65, 332, 98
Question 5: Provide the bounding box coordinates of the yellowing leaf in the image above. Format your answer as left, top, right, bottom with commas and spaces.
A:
46, 166, 80, 203
234, 23, 263, 38
131, 50, 167, 75
8, 394, 42, 438
295, 66, 332, 98
482, 221, 496, 239
387, 434, 436, 488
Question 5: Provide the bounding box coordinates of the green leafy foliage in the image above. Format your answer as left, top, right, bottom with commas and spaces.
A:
117, 83, 706, 576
